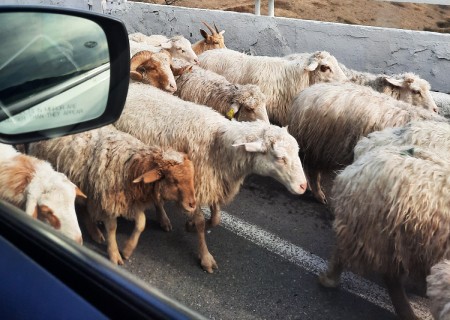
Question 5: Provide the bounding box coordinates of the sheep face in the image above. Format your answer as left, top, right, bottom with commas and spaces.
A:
27, 171, 84, 244
159, 152, 196, 214
162, 36, 199, 65
383, 73, 438, 112
304, 51, 348, 84
130, 50, 177, 93
232, 85, 269, 123
233, 126, 308, 195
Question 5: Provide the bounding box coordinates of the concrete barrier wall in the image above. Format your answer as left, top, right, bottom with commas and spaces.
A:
6, 0, 450, 96
115, 3, 450, 93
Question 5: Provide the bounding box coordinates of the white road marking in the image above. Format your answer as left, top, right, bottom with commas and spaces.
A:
203, 208, 432, 319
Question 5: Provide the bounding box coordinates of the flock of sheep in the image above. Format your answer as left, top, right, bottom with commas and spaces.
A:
1, 20, 449, 319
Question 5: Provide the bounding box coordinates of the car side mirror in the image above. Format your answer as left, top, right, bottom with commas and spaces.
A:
0, 6, 130, 144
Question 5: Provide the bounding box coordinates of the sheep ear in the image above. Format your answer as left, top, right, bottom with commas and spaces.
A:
160, 40, 172, 50
75, 187, 87, 199
171, 64, 192, 76
133, 169, 162, 184
200, 29, 208, 39
305, 60, 319, 71
232, 140, 266, 153
38, 205, 61, 230
130, 71, 143, 81
383, 76, 404, 88
226, 103, 240, 120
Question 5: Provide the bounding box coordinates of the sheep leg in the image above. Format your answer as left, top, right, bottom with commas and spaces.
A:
192, 208, 218, 273
103, 217, 124, 265
318, 249, 343, 287
122, 210, 146, 260
309, 169, 327, 204
154, 200, 172, 232
82, 212, 105, 244
383, 275, 418, 320
186, 203, 221, 232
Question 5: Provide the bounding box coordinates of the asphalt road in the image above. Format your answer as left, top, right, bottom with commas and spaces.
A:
84, 174, 431, 320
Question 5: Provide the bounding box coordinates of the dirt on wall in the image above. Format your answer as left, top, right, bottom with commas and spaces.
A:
132, 0, 450, 33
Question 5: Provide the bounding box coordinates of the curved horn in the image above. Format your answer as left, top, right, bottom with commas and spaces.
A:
130, 50, 154, 72
213, 22, 220, 33
201, 21, 216, 34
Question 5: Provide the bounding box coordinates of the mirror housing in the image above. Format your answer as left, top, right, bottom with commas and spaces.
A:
0, 5, 130, 144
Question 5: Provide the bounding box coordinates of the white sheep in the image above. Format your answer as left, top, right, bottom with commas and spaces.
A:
0, 143, 84, 244
427, 260, 450, 320
191, 21, 226, 55
286, 54, 439, 111
28, 125, 196, 265
173, 60, 269, 122
129, 32, 199, 64
340, 65, 438, 112
319, 145, 450, 320
114, 82, 308, 273
287, 81, 446, 203
354, 120, 450, 161
199, 49, 348, 126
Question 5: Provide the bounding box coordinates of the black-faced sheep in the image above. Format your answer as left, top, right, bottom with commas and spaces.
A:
114, 82, 308, 273
173, 60, 269, 123
287, 82, 446, 203
28, 125, 196, 265
199, 49, 348, 126
319, 145, 450, 320
0, 143, 84, 244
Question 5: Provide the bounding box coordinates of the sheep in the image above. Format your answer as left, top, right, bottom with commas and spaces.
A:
129, 32, 199, 64
191, 21, 226, 55
286, 54, 438, 112
172, 59, 269, 123
27, 125, 196, 265
130, 50, 190, 93
319, 145, 450, 320
0, 143, 84, 244
114, 82, 308, 273
199, 49, 348, 126
354, 120, 450, 161
432, 91, 450, 119
427, 260, 450, 320
287, 81, 446, 203
339, 64, 438, 112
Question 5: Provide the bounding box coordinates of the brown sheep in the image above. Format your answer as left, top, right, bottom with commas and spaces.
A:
28, 125, 196, 265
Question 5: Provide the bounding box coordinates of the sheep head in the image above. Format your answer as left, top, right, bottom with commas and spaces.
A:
304, 51, 348, 84
382, 73, 438, 113
130, 50, 177, 93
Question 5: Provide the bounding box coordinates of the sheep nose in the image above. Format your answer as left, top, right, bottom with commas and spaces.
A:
299, 183, 308, 194
189, 201, 196, 209
193, 58, 199, 64
433, 107, 438, 113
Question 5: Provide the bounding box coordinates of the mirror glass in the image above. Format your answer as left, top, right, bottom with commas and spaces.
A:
0, 12, 110, 135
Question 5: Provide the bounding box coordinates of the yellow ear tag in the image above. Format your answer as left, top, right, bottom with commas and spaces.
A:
226, 108, 235, 120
